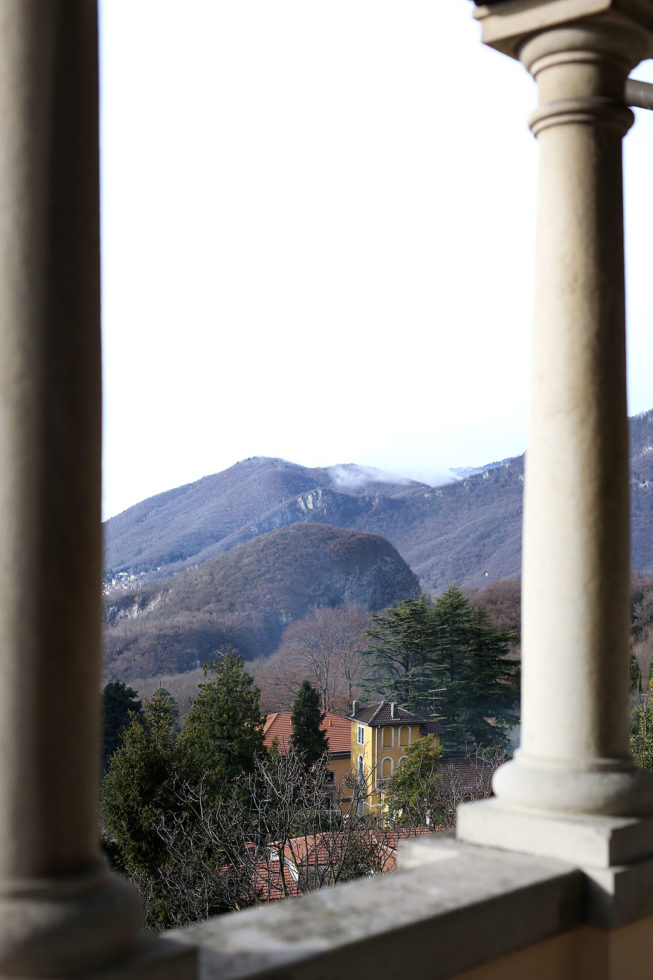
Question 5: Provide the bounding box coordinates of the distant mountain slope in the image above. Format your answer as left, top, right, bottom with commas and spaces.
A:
103, 523, 419, 680
630, 410, 653, 575
104, 458, 427, 582
104, 409, 653, 594
353, 457, 525, 593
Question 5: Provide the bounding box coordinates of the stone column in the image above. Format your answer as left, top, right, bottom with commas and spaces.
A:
0, 2, 142, 974
458, 3, 653, 867
496, 19, 653, 817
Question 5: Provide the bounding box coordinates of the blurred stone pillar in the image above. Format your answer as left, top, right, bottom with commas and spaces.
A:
0, 2, 194, 974
458, 1, 653, 869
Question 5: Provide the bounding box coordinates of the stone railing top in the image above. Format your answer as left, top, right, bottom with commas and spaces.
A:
169, 836, 583, 980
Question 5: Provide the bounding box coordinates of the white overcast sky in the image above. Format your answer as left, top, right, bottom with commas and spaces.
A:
99, 1, 653, 519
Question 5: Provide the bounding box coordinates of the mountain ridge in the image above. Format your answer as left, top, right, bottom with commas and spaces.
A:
105, 408, 653, 595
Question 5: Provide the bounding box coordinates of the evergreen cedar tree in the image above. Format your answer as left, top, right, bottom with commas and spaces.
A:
177, 648, 265, 800
290, 680, 329, 768
359, 585, 519, 751
101, 680, 142, 772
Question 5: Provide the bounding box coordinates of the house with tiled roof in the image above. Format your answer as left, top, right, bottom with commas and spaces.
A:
262, 711, 352, 813
257, 827, 436, 901
349, 700, 444, 817
438, 752, 494, 802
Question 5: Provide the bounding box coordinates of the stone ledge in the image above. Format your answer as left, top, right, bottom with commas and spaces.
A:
584, 858, 653, 929
169, 837, 582, 980
81, 936, 197, 979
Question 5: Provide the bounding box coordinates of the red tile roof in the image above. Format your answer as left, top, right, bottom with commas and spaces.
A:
258, 826, 438, 894
263, 711, 351, 755
252, 857, 301, 902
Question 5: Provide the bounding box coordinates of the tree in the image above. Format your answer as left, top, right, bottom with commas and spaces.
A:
256, 605, 368, 713
630, 647, 642, 694
452, 608, 519, 749
359, 595, 434, 709
178, 646, 265, 801
101, 680, 142, 772
469, 578, 522, 636
154, 748, 397, 924
630, 682, 653, 772
290, 681, 329, 769
359, 586, 519, 750
102, 689, 178, 877
382, 738, 443, 828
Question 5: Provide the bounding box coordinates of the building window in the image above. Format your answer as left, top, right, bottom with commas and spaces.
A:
357, 724, 365, 745
325, 770, 335, 784
381, 757, 393, 780
399, 725, 411, 747
382, 726, 393, 748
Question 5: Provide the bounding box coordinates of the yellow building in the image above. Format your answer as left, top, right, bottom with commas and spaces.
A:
349, 701, 443, 817
263, 710, 353, 814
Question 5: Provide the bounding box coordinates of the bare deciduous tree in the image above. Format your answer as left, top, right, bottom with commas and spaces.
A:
149, 749, 406, 927
256, 605, 369, 713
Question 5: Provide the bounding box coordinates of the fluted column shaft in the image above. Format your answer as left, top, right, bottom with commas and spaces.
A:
493, 19, 653, 816
0, 2, 141, 973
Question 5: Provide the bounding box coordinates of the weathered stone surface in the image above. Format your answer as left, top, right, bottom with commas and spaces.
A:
170, 838, 581, 980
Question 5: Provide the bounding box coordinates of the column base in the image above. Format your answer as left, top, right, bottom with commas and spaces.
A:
457, 797, 653, 869
0, 864, 143, 977
457, 798, 653, 927
492, 754, 653, 817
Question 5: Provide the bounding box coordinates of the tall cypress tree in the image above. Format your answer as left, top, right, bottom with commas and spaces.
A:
290, 680, 329, 768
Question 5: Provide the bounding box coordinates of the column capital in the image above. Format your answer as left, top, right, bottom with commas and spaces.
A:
519, 18, 638, 137
474, 0, 653, 63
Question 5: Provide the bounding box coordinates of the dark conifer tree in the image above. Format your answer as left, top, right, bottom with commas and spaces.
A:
290, 680, 329, 768
101, 680, 143, 772
102, 689, 178, 876
358, 595, 433, 709
178, 646, 265, 802
456, 607, 519, 749
358, 586, 519, 751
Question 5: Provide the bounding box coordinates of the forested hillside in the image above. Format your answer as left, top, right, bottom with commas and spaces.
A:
104, 523, 419, 680
630, 411, 653, 575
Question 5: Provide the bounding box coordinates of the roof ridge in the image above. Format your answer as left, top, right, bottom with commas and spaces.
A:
369, 700, 386, 724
